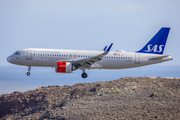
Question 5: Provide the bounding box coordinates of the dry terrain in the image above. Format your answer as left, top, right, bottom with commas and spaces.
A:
0, 77, 180, 120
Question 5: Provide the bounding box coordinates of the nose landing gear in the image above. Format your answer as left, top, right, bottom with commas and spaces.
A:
26, 66, 31, 76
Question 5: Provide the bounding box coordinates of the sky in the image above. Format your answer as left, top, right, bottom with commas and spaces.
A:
0, 0, 180, 65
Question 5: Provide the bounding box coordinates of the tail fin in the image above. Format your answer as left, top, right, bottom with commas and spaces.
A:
137, 27, 170, 54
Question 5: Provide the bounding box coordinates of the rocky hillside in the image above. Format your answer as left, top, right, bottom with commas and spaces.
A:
0, 77, 180, 120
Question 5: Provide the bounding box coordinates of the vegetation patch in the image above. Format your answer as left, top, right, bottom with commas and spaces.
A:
84, 92, 89, 96
133, 88, 137, 90
100, 93, 104, 96
106, 90, 112, 94
112, 89, 123, 93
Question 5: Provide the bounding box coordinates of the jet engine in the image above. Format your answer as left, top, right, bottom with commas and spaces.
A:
56, 62, 76, 73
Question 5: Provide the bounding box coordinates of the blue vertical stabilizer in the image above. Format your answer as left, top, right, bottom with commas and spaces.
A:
137, 27, 170, 54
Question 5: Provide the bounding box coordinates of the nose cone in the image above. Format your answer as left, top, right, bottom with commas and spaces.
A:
7, 56, 11, 63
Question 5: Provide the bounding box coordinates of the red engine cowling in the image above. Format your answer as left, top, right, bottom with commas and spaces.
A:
56, 62, 75, 73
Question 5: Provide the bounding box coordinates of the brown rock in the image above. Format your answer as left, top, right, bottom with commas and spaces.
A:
0, 77, 180, 120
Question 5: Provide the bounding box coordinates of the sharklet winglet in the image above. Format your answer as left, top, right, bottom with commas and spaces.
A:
105, 43, 113, 54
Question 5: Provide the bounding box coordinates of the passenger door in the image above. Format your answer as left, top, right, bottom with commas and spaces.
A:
135, 54, 140, 64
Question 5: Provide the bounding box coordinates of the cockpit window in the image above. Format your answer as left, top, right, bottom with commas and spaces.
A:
13, 51, 21, 55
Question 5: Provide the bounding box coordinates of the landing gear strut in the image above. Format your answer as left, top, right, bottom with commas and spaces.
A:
79, 66, 88, 78
81, 72, 88, 78
26, 66, 31, 76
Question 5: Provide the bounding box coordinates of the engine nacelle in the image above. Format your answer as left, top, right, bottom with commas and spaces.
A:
56, 62, 76, 73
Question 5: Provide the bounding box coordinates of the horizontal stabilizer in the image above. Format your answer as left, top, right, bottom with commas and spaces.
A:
149, 55, 169, 60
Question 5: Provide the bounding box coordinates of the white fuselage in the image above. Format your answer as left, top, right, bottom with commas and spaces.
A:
7, 48, 172, 69
6, 28, 172, 78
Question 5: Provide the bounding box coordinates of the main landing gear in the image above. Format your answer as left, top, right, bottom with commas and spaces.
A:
81, 72, 88, 78
81, 67, 88, 78
26, 66, 31, 76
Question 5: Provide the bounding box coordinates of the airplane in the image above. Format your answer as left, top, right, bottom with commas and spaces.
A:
7, 27, 172, 78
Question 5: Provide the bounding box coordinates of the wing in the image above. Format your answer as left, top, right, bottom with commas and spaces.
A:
73, 43, 113, 68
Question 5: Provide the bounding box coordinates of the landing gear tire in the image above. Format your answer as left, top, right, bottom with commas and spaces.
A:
26, 72, 30, 76
26, 66, 31, 76
82, 73, 88, 78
